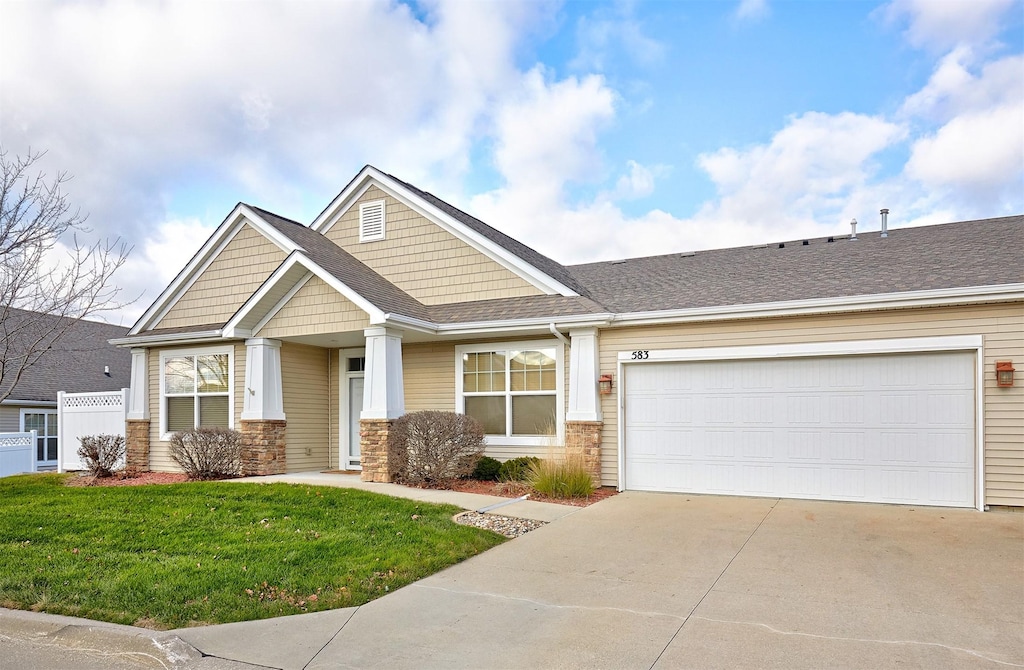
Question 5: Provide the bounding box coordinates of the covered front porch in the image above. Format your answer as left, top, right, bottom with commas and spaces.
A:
226, 322, 606, 483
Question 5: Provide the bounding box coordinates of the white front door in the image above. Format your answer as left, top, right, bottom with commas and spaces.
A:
341, 353, 365, 470
348, 376, 364, 469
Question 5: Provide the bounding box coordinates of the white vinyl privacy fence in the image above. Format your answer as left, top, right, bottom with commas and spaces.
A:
0, 432, 36, 477
57, 389, 128, 472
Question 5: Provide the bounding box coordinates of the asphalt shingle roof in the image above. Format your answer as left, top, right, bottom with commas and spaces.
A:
140, 181, 1022, 339
1, 309, 130, 403
568, 215, 1024, 313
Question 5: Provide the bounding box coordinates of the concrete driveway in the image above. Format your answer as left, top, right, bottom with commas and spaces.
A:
177, 492, 1024, 669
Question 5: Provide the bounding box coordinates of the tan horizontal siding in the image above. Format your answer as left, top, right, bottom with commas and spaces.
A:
403, 342, 457, 412
147, 343, 246, 473
257, 276, 369, 339
597, 302, 1024, 507
324, 186, 542, 305
281, 342, 330, 472
157, 223, 286, 330
0, 406, 22, 432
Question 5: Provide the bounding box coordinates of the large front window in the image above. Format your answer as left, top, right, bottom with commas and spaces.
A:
457, 342, 562, 443
160, 348, 232, 434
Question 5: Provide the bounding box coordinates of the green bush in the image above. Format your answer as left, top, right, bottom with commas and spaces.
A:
471, 456, 501, 481
498, 456, 541, 482
528, 455, 595, 499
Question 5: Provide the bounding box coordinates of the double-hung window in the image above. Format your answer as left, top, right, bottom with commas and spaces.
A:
456, 341, 563, 445
160, 347, 233, 435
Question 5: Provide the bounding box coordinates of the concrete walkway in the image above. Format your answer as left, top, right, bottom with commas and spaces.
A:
3, 492, 1022, 669
228, 471, 580, 522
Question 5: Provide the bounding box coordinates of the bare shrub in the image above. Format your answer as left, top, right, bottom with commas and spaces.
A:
390, 411, 485, 487
77, 434, 125, 478
169, 427, 242, 480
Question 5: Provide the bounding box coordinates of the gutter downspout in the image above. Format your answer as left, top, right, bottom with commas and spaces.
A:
549, 323, 570, 346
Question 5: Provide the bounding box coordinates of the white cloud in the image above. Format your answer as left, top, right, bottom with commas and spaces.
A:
900, 49, 1023, 212
881, 0, 1017, 50
612, 160, 666, 200
570, 1, 666, 71
906, 104, 1024, 194
735, 0, 770, 22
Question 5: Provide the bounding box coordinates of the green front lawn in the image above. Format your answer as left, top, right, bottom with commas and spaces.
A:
0, 474, 504, 629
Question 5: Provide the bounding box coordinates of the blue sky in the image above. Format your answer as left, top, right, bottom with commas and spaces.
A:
1, 0, 1021, 325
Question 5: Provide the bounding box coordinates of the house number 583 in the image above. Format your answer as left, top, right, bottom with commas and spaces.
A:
631, 350, 649, 360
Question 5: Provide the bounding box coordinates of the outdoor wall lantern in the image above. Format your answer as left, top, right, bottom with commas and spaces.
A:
996, 361, 1015, 388
599, 374, 614, 395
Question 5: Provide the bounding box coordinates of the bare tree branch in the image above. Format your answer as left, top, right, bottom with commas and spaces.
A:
0, 147, 133, 404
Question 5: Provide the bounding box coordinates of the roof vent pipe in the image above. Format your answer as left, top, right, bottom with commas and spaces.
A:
850, 218, 858, 240
880, 208, 889, 238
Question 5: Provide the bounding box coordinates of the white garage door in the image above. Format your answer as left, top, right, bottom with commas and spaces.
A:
623, 352, 976, 507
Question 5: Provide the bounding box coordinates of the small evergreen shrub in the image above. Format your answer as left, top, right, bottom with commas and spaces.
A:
169, 427, 243, 480
528, 454, 595, 499
498, 456, 541, 482
77, 434, 126, 478
390, 411, 485, 487
471, 455, 501, 481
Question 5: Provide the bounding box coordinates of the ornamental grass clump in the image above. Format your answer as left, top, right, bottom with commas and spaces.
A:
169, 427, 243, 480
77, 434, 126, 478
390, 411, 485, 487
528, 451, 595, 499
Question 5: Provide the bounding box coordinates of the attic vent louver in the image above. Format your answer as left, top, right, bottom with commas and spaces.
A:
359, 200, 385, 242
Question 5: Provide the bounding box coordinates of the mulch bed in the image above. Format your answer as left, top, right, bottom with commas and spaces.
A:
446, 479, 618, 507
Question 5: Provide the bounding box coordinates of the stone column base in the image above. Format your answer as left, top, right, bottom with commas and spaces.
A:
360, 419, 397, 483
240, 420, 287, 476
565, 420, 602, 485
125, 419, 151, 472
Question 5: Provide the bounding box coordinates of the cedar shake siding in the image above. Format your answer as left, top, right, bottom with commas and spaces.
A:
257, 276, 370, 339
157, 224, 286, 330
323, 186, 543, 305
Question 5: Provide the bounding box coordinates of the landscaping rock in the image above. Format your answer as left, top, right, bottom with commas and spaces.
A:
453, 511, 546, 538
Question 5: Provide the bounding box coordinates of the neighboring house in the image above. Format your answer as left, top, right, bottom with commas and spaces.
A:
0, 309, 130, 469
113, 166, 1023, 510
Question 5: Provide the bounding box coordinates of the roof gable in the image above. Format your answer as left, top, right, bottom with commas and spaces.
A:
310, 166, 584, 298
129, 205, 300, 335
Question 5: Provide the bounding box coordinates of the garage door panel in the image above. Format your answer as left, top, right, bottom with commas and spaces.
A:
624, 351, 975, 508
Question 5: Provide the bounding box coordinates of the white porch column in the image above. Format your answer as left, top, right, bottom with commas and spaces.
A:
567, 327, 602, 422
241, 338, 286, 421
127, 348, 149, 420
361, 327, 405, 420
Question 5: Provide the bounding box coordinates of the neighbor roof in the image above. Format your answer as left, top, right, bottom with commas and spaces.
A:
0, 309, 130, 403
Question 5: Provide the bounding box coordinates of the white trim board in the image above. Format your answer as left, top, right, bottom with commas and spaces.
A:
615, 335, 986, 511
